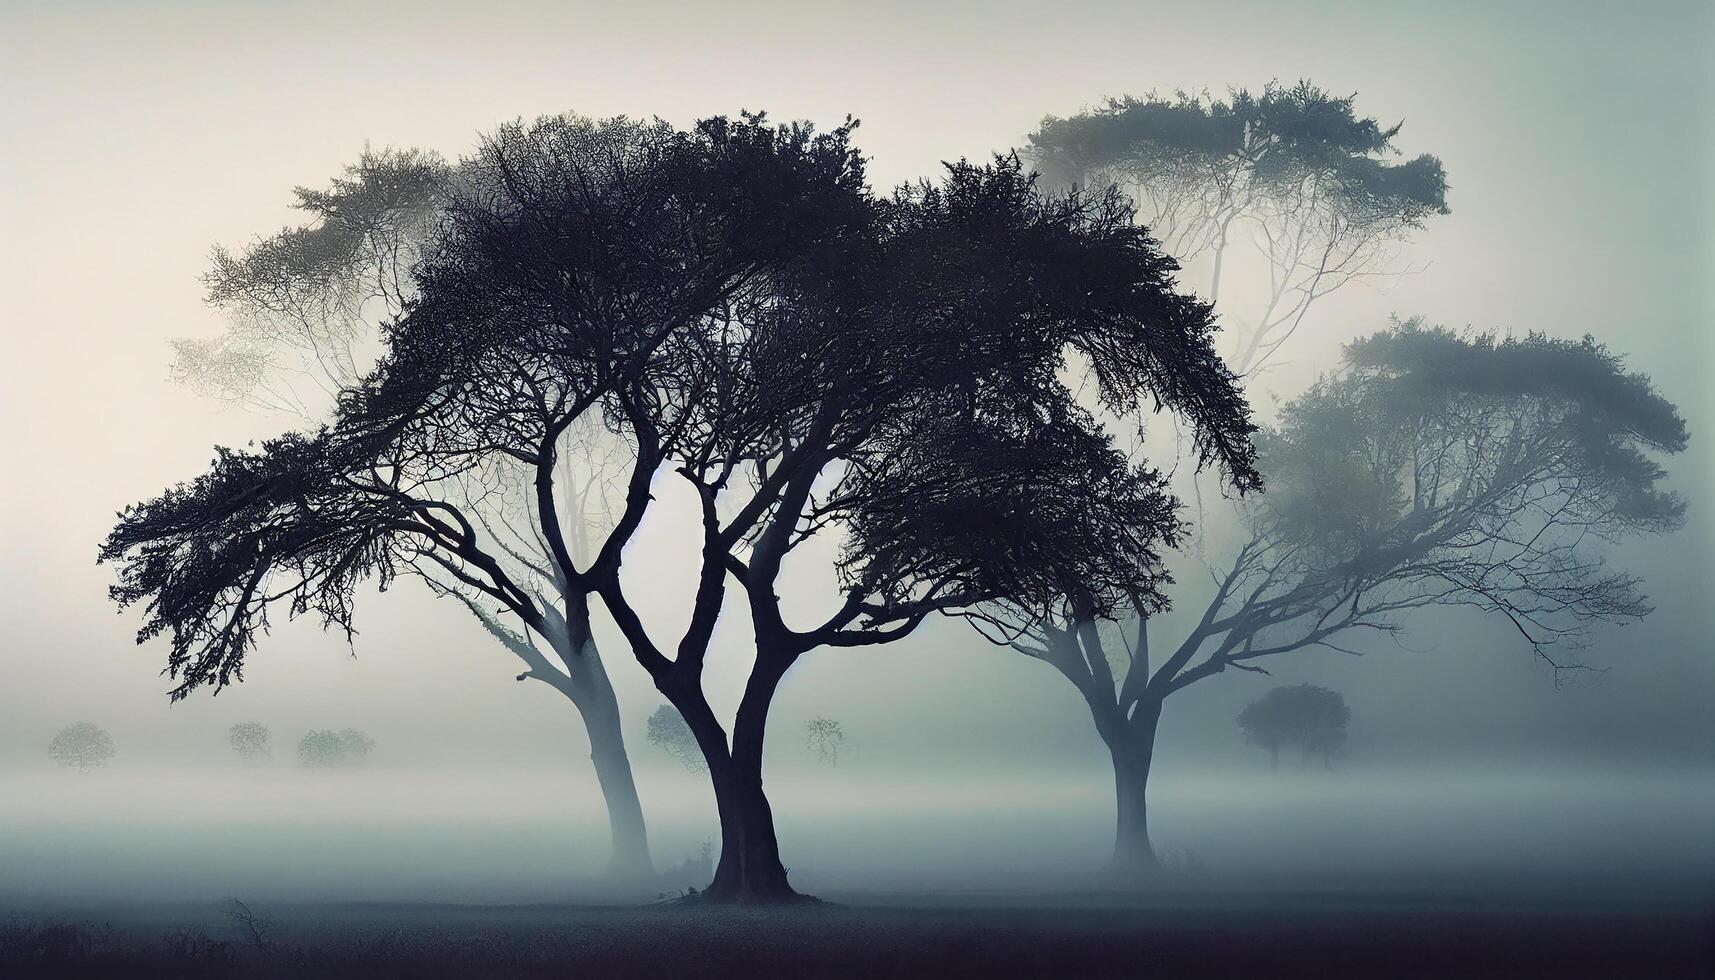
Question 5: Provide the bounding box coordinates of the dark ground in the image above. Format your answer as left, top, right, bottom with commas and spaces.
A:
4, 876, 1711, 979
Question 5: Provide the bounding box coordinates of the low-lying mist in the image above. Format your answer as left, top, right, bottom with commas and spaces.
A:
5, 758, 1709, 906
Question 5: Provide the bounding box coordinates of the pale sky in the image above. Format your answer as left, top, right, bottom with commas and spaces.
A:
1, 0, 1710, 784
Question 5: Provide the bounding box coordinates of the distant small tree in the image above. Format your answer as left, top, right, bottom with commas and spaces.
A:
48, 722, 115, 771
1238, 684, 1349, 769
298, 728, 375, 768
805, 718, 845, 767
645, 706, 706, 773
297, 730, 343, 768
336, 728, 375, 763
228, 722, 271, 764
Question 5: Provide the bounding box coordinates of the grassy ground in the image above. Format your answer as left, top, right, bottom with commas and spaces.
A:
4, 880, 1711, 979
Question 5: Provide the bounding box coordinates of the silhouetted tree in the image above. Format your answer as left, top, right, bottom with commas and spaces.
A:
166, 130, 650, 877
805, 718, 844, 767
1237, 684, 1349, 768
103, 112, 889, 899
595, 152, 1256, 900
228, 721, 271, 764
1026, 81, 1448, 372
985, 322, 1687, 872
106, 113, 1257, 901
48, 722, 115, 771
646, 705, 706, 773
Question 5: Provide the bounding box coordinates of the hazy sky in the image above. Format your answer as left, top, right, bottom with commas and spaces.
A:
1, 0, 1710, 792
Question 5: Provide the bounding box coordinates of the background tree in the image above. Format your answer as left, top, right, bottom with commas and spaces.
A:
173, 147, 449, 418
1025, 81, 1449, 373
227, 721, 271, 764
805, 718, 845, 767
646, 705, 706, 773
992, 321, 1687, 872
297, 730, 344, 768
296, 728, 374, 767
1237, 684, 1349, 769
48, 722, 115, 771
165, 129, 651, 877
336, 728, 376, 764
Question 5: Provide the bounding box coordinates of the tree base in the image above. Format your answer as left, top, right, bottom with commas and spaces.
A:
667, 886, 821, 907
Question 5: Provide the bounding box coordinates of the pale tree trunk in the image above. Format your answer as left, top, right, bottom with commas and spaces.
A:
459, 592, 655, 879
572, 653, 653, 880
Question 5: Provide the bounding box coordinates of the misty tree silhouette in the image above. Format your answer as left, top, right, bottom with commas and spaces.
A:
227, 721, 271, 764
47, 722, 115, 771
297, 729, 375, 768
975, 321, 1688, 872
1237, 684, 1349, 769
1025, 81, 1449, 373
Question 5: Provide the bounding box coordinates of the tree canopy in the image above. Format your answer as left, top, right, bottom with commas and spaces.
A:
101, 113, 869, 699
1025, 81, 1450, 372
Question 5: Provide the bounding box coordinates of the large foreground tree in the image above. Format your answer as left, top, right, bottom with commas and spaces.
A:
592, 154, 1258, 900
981, 322, 1687, 871
105, 116, 1258, 901
102, 113, 862, 881
1025, 81, 1449, 373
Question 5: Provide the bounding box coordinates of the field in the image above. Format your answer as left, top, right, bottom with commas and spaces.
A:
5, 876, 1711, 979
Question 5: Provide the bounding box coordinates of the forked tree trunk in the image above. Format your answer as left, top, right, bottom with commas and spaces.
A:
1107, 697, 1164, 874
664, 653, 802, 903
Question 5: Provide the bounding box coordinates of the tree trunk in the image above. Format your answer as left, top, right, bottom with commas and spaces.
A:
540, 617, 653, 881
577, 674, 653, 881
1108, 697, 1164, 874
668, 653, 802, 903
